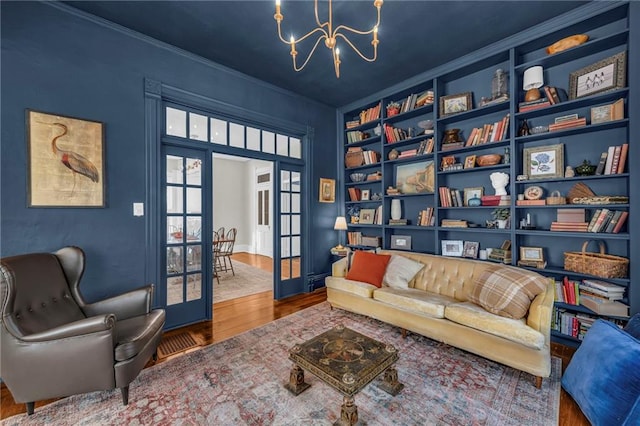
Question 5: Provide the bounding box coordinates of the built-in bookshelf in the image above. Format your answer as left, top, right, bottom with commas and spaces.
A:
339, 2, 636, 347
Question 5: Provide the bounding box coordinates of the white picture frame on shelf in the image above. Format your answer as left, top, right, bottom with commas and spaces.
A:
390, 235, 412, 250
441, 240, 464, 257
360, 189, 370, 201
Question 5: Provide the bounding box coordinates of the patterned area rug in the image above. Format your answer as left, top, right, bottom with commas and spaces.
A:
2, 303, 560, 425
214, 260, 272, 303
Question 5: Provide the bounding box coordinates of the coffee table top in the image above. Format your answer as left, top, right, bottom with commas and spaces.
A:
288, 324, 398, 396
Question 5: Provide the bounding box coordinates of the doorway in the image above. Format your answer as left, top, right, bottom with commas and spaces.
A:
212, 154, 274, 304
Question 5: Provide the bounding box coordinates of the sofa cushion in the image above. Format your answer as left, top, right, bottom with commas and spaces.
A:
623, 313, 640, 339
468, 264, 547, 319
562, 319, 640, 426
345, 251, 391, 287
445, 301, 545, 349
373, 287, 456, 318
383, 255, 424, 289
325, 277, 377, 298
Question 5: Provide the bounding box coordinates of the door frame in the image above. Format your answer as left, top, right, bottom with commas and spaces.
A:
255, 165, 274, 258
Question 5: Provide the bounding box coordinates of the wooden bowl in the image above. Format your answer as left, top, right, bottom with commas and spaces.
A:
476, 154, 502, 167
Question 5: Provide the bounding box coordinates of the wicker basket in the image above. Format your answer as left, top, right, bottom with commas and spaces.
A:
564, 240, 629, 278
546, 190, 567, 205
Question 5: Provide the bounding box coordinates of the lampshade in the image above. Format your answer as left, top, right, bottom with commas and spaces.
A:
334, 216, 348, 231
523, 66, 544, 90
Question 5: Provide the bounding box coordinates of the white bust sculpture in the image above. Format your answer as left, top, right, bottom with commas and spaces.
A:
490, 172, 509, 196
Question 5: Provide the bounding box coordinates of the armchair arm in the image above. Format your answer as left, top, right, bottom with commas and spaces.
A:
332, 257, 349, 278
527, 278, 555, 344
83, 284, 154, 320
20, 314, 115, 342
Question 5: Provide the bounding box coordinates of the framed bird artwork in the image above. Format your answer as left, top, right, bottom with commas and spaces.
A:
27, 110, 105, 207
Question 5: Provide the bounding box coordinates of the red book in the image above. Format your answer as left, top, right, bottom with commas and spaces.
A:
616, 143, 629, 174
612, 211, 628, 233
465, 127, 478, 147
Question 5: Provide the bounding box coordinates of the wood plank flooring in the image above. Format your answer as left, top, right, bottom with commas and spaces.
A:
1, 253, 588, 424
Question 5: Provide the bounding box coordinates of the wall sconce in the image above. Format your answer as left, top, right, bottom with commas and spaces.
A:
333, 216, 348, 250
523, 66, 544, 102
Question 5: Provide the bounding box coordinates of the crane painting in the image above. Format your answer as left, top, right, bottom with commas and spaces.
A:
28, 110, 105, 207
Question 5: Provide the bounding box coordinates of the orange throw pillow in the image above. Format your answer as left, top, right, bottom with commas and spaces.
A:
345, 251, 391, 288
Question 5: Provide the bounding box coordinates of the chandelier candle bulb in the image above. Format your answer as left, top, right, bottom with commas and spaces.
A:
290, 36, 296, 55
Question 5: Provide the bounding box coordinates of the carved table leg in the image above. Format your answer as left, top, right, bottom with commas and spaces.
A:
378, 366, 404, 396
333, 395, 359, 426
284, 364, 311, 395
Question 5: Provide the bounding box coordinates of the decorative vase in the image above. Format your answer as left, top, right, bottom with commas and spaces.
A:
497, 219, 508, 229
442, 128, 462, 144
390, 199, 402, 220
387, 107, 400, 117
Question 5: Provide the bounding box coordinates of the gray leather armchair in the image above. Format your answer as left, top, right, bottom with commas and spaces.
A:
0, 246, 166, 415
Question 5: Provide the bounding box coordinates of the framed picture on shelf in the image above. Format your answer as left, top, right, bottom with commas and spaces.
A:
390, 235, 412, 250
568, 51, 626, 99
439, 92, 473, 117
319, 178, 335, 203
441, 240, 464, 257
462, 241, 479, 259
523, 144, 564, 180
358, 208, 376, 224
27, 110, 105, 207
464, 155, 476, 169
360, 189, 370, 201
463, 187, 484, 206
590, 98, 624, 124
395, 161, 435, 194
520, 246, 544, 262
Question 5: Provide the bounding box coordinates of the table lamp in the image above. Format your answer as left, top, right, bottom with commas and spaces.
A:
333, 216, 348, 250
523, 66, 544, 102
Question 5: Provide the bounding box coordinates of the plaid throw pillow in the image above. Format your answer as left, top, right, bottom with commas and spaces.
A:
468, 264, 548, 319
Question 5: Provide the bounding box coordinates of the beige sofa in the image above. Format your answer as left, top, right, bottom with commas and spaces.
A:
325, 249, 554, 387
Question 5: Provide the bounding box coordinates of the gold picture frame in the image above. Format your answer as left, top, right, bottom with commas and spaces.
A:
358, 208, 376, 224
523, 144, 564, 180
28, 110, 105, 207
464, 155, 476, 169
520, 246, 544, 262
463, 187, 484, 206
319, 178, 335, 203
439, 92, 473, 117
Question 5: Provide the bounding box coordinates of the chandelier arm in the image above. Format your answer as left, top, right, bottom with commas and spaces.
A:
277, 21, 328, 45
314, 0, 325, 30
293, 35, 326, 72
332, 6, 381, 36
335, 33, 378, 62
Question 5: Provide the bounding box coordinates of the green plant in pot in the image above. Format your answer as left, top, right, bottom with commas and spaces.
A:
491, 208, 510, 229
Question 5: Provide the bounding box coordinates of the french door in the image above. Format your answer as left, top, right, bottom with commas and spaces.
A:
275, 162, 305, 299
162, 146, 211, 328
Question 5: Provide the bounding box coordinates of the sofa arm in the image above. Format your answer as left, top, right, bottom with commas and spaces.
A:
332, 257, 349, 278
83, 284, 154, 320
527, 278, 555, 342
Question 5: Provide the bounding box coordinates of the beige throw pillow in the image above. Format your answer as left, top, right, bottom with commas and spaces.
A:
383, 255, 424, 289
468, 264, 548, 319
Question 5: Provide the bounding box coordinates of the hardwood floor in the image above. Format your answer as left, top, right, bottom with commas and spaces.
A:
1, 253, 589, 424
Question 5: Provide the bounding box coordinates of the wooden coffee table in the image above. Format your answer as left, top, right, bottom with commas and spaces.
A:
285, 324, 403, 425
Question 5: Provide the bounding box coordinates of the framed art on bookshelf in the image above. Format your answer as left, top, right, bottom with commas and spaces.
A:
464, 155, 476, 169
568, 51, 626, 99
523, 144, 564, 180
358, 208, 376, 224
360, 189, 371, 201
395, 161, 435, 194
441, 240, 464, 257
463, 241, 479, 259
439, 92, 473, 117
463, 187, 483, 206
390, 235, 412, 250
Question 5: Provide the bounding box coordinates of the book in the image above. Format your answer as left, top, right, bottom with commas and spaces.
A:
604, 146, 616, 174
590, 208, 610, 233
581, 279, 626, 294
603, 210, 623, 233
580, 296, 629, 317
612, 211, 628, 233
616, 143, 628, 174
609, 145, 622, 174
594, 151, 608, 175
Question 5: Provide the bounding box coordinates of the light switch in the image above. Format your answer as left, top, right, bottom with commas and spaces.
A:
133, 202, 144, 217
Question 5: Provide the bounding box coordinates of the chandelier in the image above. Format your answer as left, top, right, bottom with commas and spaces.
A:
274, 0, 383, 78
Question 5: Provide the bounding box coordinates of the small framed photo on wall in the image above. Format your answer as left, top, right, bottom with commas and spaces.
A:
319, 178, 335, 203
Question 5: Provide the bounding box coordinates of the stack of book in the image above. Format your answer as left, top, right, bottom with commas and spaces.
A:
464, 114, 510, 146
518, 97, 551, 112
549, 113, 586, 132
587, 209, 628, 233
417, 208, 434, 226
551, 208, 588, 232
595, 143, 629, 175
579, 279, 629, 317
345, 120, 361, 129
397, 149, 418, 159
388, 219, 408, 226
441, 141, 464, 151
480, 195, 510, 206
359, 104, 381, 124
386, 186, 401, 196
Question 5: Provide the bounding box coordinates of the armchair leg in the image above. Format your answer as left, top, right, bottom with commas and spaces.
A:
26, 402, 35, 415
121, 385, 130, 405
535, 376, 543, 389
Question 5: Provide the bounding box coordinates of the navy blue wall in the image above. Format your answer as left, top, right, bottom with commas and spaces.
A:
1, 2, 338, 301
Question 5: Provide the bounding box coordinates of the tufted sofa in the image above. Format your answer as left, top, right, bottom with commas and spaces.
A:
326, 249, 554, 387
